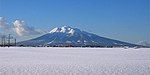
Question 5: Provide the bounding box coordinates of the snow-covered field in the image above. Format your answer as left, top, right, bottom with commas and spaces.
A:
0, 47, 150, 75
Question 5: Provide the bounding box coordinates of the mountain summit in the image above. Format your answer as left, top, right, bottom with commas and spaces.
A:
49, 26, 76, 35
18, 26, 137, 47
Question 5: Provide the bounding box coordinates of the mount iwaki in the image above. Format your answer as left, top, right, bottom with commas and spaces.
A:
18, 26, 137, 47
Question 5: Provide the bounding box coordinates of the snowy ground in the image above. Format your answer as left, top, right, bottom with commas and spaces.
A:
0, 47, 150, 75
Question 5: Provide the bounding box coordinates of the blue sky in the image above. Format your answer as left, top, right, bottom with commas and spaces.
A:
0, 0, 149, 43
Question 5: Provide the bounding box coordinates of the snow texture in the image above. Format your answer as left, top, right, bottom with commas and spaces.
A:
0, 47, 150, 75
49, 26, 75, 34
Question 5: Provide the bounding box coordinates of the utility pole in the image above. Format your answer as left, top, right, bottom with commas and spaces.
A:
8, 34, 10, 47
14, 38, 16, 46
1, 34, 16, 47
1, 36, 3, 47
1, 35, 6, 47
3, 36, 5, 47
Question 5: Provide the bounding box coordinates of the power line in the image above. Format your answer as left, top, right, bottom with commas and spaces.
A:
1, 34, 16, 47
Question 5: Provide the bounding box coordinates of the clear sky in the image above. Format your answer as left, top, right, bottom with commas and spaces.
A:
0, 0, 150, 43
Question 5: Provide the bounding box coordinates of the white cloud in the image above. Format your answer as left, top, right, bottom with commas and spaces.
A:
0, 17, 9, 30
0, 17, 48, 41
13, 20, 43, 36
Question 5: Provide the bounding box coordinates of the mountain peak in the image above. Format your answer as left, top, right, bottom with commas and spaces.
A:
61, 25, 71, 28
49, 26, 75, 35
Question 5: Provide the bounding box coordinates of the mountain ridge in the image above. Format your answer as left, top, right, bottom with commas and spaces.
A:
18, 26, 138, 47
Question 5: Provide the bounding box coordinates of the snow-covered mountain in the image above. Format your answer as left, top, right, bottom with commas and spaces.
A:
18, 26, 137, 47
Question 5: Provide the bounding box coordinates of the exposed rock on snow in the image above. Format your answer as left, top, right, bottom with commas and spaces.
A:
49, 26, 75, 35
